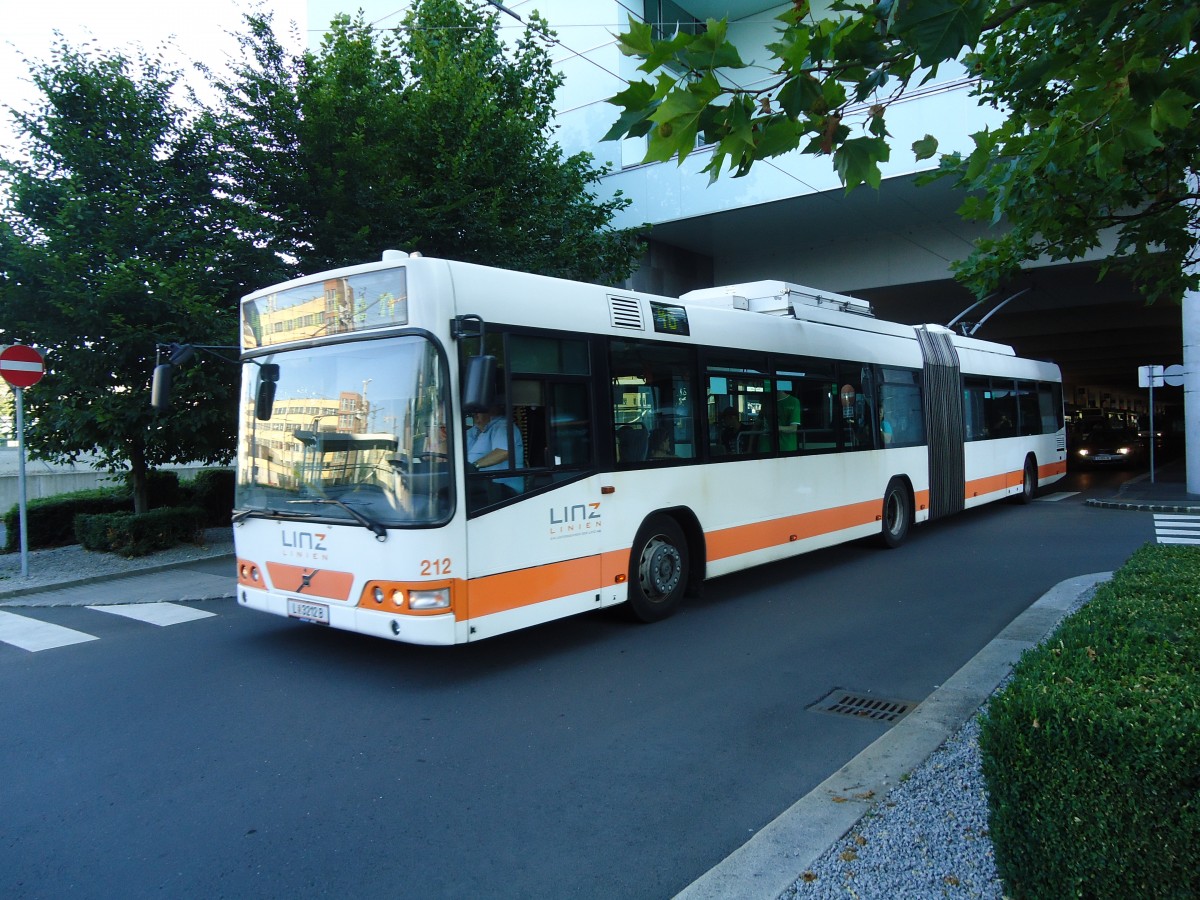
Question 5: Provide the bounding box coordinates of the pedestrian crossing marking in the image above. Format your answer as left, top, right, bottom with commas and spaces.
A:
88, 602, 216, 626
1154, 514, 1200, 545
0, 602, 217, 652
0, 609, 98, 652
1037, 492, 1080, 502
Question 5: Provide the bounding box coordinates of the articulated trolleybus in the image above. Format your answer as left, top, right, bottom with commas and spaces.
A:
234, 252, 1066, 645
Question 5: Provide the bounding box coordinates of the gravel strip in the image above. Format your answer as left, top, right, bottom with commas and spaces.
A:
780, 587, 1096, 900
781, 710, 1002, 900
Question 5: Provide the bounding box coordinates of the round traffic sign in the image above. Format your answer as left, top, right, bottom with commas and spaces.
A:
0, 344, 45, 389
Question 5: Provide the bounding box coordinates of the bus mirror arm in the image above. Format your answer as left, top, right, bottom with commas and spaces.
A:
451, 315, 496, 413
149, 342, 276, 418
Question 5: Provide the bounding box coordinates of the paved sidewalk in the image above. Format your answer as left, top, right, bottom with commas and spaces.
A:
0, 535, 235, 608
1083, 456, 1200, 512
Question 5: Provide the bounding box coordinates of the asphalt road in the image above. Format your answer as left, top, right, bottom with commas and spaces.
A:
0, 470, 1156, 898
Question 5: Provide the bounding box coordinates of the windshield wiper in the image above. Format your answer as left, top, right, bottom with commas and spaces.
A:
232, 507, 317, 524
287, 499, 388, 541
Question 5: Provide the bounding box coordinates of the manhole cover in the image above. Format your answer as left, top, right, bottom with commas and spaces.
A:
810, 689, 915, 723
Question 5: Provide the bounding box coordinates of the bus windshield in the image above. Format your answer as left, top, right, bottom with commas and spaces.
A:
236, 334, 452, 527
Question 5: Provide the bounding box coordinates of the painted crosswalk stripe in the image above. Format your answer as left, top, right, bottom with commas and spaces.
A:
0, 610, 98, 652
87, 602, 216, 626
1036, 492, 1080, 502
1154, 514, 1200, 545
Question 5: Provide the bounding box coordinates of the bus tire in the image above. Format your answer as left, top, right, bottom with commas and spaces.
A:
626, 514, 689, 623
879, 478, 912, 549
1013, 455, 1038, 505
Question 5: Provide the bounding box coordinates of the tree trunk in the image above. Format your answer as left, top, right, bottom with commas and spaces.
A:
128, 440, 149, 514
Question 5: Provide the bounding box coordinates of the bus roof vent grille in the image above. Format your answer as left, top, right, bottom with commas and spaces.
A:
609, 296, 644, 330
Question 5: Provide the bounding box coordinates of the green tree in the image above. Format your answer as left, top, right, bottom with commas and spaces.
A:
605, 0, 1199, 304
216, 0, 641, 283
0, 41, 282, 512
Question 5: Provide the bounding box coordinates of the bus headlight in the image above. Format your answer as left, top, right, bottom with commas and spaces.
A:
409, 588, 451, 610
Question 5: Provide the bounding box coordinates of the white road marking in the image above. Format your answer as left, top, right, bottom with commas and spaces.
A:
87, 602, 216, 626
1036, 492, 1080, 502
1153, 514, 1200, 545
0, 610, 98, 652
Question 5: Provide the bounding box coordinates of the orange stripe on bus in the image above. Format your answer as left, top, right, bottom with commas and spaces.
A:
965, 472, 1012, 498
265, 562, 355, 601
1040, 460, 1067, 478
706, 498, 882, 561
460, 476, 1033, 620
468, 555, 602, 618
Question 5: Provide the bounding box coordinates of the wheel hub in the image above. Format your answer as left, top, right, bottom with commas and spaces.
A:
639, 537, 681, 599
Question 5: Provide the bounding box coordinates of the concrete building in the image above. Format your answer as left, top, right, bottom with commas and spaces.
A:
307, 0, 1184, 425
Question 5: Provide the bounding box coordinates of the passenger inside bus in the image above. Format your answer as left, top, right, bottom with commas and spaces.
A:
616, 423, 648, 462
649, 425, 673, 459
756, 385, 802, 452
717, 407, 743, 454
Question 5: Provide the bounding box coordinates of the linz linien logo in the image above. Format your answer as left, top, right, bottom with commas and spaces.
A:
282, 530, 329, 560
549, 503, 601, 538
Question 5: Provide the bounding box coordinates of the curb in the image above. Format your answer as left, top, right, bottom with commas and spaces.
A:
1085, 498, 1200, 513
673, 571, 1112, 900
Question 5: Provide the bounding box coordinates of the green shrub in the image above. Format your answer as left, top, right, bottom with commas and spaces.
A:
980, 544, 1200, 898
74, 506, 206, 557
187, 468, 235, 526
3, 487, 131, 553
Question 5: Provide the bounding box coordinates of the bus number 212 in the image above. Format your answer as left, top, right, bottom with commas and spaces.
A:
420, 558, 452, 576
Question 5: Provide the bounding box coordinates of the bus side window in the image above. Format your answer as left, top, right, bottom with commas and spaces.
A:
707, 358, 769, 458
611, 338, 698, 466
550, 382, 591, 466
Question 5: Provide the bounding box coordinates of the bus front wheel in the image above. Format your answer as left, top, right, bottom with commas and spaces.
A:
626, 515, 689, 623
879, 478, 912, 549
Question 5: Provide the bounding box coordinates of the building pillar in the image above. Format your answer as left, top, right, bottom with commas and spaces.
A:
1185, 290, 1200, 495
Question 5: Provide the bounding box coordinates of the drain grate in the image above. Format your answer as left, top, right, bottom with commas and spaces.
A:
811, 689, 915, 723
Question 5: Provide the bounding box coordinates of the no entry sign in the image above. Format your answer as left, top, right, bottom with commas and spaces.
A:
0, 344, 45, 389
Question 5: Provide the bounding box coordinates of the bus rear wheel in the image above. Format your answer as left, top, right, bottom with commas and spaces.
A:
879, 478, 912, 549
626, 515, 689, 623
1013, 456, 1037, 505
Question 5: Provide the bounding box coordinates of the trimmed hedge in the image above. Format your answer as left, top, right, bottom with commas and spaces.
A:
3, 487, 130, 552
980, 544, 1200, 898
3, 468, 234, 553
75, 506, 206, 558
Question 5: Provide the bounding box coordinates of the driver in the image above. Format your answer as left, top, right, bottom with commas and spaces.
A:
465, 399, 524, 497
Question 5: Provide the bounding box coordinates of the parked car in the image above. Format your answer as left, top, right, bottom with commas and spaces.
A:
1073, 425, 1147, 467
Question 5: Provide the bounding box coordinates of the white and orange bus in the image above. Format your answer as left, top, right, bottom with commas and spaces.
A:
231, 252, 1066, 644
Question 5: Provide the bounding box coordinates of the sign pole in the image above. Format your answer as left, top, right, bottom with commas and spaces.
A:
1149, 379, 1156, 484
14, 386, 29, 577
0, 344, 46, 577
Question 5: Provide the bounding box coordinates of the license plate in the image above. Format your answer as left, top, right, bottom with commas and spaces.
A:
287, 599, 330, 625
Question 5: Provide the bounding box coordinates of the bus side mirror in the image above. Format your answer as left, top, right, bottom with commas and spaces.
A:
462, 355, 496, 414
150, 364, 173, 413
256, 363, 280, 421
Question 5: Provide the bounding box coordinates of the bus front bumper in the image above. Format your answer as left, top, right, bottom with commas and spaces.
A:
238, 587, 460, 646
